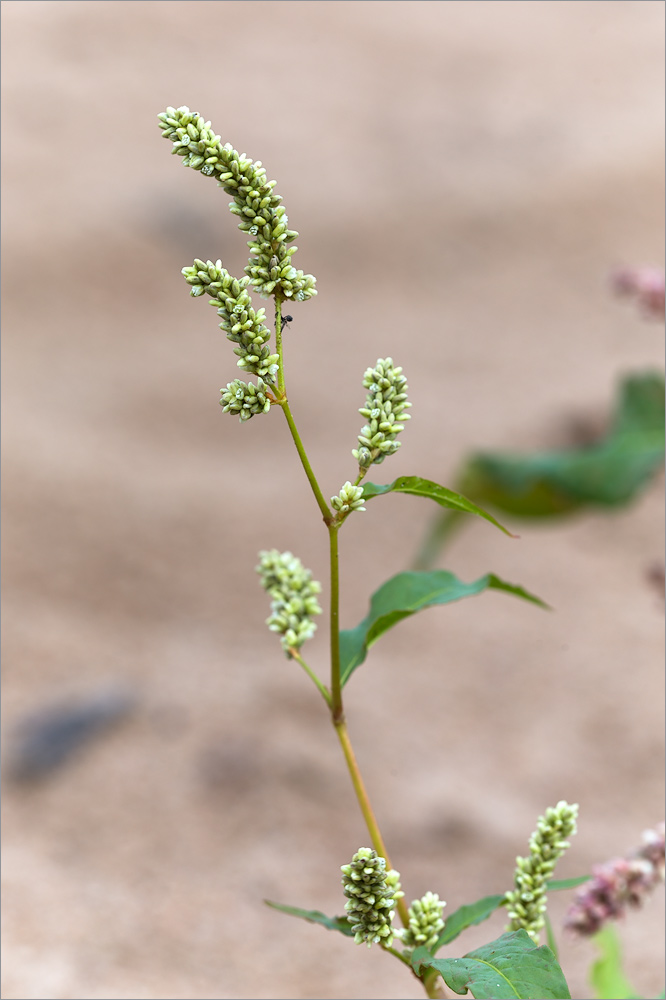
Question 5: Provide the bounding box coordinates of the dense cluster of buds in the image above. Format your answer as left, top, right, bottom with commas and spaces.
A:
182, 260, 278, 382
341, 848, 403, 948
505, 801, 578, 943
331, 482, 366, 516
564, 822, 665, 936
158, 106, 316, 302
220, 378, 272, 422
352, 358, 411, 470
400, 891, 447, 952
256, 550, 322, 652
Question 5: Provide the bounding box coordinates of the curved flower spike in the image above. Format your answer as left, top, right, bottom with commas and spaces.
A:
158, 106, 317, 302
505, 800, 578, 943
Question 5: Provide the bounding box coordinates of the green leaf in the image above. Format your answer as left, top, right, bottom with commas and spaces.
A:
457, 372, 665, 518
430, 880, 587, 954
589, 925, 639, 1000
340, 571, 548, 685
264, 900, 353, 937
412, 930, 571, 999
433, 894, 506, 950
361, 477, 516, 537
547, 875, 591, 891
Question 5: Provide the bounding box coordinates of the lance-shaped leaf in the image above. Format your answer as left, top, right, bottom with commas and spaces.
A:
431, 878, 589, 954
433, 895, 506, 951
411, 930, 571, 999
361, 477, 516, 536
547, 876, 591, 892
340, 571, 547, 685
458, 372, 665, 518
264, 900, 353, 937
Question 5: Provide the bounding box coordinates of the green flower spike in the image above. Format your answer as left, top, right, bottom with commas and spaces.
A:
400, 891, 447, 952
183, 259, 278, 382
158, 106, 317, 302
257, 550, 322, 652
505, 800, 579, 943
331, 482, 366, 515
352, 358, 411, 470
220, 378, 272, 422
341, 848, 402, 948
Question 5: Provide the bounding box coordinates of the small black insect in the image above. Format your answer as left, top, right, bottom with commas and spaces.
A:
280, 314, 293, 332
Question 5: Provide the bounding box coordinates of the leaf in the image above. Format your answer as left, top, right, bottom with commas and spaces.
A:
412, 930, 571, 999
457, 372, 665, 518
264, 900, 353, 937
340, 571, 548, 685
430, 880, 588, 953
547, 875, 591, 891
361, 477, 516, 537
589, 925, 638, 1000
433, 894, 506, 950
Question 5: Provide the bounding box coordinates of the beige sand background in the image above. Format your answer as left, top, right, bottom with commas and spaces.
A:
2, 2, 664, 998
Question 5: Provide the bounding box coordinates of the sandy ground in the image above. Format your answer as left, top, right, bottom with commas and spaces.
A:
2, 2, 664, 998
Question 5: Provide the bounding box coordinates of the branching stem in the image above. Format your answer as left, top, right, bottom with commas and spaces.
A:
287, 648, 331, 707
272, 297, 446, 993
329, 524, 343, 720
334, 718, 410, 927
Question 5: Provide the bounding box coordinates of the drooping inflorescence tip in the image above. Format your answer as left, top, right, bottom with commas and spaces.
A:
158, 106, 317, 302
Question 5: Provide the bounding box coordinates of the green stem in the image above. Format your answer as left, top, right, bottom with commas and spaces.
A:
381, 944, 412, 967
274, 296, 286, 397
334, 717, 410, 928
287, 648, 331, 707
329, 524, 342, 720
279, 400, 331, 522
271, 294, 434, 985
423, 969, 448, 999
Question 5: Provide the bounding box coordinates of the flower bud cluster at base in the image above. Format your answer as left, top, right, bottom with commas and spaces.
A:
341, 848, 403, 948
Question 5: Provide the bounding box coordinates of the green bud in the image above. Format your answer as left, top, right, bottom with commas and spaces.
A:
220, 378, 272, 421
331, 482, 366, 515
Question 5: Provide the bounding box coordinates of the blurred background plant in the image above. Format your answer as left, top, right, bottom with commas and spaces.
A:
415, 267, 665, 569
